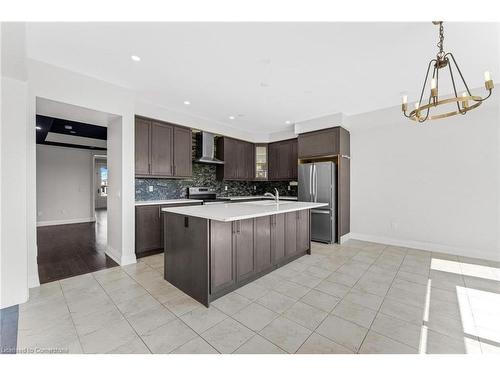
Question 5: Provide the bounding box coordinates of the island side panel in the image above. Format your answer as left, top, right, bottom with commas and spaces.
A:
164, 213, 210, 307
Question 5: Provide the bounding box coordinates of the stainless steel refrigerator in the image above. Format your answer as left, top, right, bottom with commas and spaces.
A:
298, 162, 336, 243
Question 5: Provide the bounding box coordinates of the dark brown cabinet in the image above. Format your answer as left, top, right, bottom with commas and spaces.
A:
255, 216, 272, 272
216, 137, 254, 180
234, 219, 255, 282
135, 202, 201, 257
271, 214, 285, 265
135, 116, 192, 178
173, 126, 193, 177
135, 118, 151, 176
210, 221, 235, 294
284, 212, 297, 257
297, 209, 310, 253
298, 126, 350, 159
268, 138, 298, 181
150, 122, 174, 177
135, 205, 163, 255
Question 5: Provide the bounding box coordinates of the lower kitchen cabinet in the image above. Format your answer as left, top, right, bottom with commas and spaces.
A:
255, 216, 272, 272
234, 219, 255, 282
135, 202, 202, 257
210, 221, 235, 294
208, 210, 310, 298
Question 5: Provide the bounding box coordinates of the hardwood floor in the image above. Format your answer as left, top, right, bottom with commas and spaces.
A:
37, 209, 118, 284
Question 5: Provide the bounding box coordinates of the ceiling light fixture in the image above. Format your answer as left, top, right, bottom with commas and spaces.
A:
228, 116, 235, 120
131, 55, 141, 62
64, 125, 73, 130
402, 22, 494, 123
183, 101, 191, 105
285, 120, 292, 125
70, 130, 76, 134
36, 126, 42, 130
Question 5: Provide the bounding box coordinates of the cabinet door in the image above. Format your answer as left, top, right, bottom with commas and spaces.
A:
235, 219, 255, 282
245, 142, 255, 180
150, 122, 174, 176
290, 139, 298, 179
135, 205, 162, 254
268, 143, 278, 180
296, 209, 310, 253
298, 128, 340, 158
279, 142, 291, 179
272, 214, 285, 264
284, 212, 297, 257
225, 138, 238, 180
210, 221, 235, 294
254, 216, 272, 272
173, 126, 192, 177
135, 118, 150, 176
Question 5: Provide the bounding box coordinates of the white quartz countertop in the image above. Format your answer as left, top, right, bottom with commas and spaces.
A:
162, 201, 328, 222
135, 199, 203, 206
227, 195, 298, 201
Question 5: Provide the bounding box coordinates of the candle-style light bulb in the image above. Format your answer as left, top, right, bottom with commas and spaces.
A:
484, 71, 494, 90
401, 95, 408, 112
431, 78, 437, 89
462, 92, 468, 109
415, 102, 420, 110
402, 95, 408, 104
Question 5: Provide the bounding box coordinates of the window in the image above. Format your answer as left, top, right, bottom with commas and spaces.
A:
99, 166, 108, 197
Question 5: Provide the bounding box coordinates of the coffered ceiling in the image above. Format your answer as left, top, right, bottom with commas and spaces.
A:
26, 22, 499, 134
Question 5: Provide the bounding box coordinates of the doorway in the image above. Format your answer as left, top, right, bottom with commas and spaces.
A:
35, 112, 118, 283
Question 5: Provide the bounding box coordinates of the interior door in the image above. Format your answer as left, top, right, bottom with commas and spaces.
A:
298, 164, 313, 202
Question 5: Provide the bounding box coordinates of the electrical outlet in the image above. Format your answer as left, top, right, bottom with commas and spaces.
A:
148, 186, 154, 192
225, 186, 228, 191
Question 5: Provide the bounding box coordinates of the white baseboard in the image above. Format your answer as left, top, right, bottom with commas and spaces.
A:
36, 217, 96, 227
349, 232, 499, 262
339, 233, 351, 244
106, 245, 137, 266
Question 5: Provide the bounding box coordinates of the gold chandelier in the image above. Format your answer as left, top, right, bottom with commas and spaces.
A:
402, 21, 494, 122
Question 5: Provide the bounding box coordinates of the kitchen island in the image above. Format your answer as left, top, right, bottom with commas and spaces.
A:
161, 201, 327, 306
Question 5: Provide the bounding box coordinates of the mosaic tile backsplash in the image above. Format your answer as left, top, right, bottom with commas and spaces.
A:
136, 163, 297, 201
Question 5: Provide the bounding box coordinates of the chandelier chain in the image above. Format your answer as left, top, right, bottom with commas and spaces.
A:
437, 22, 445, 60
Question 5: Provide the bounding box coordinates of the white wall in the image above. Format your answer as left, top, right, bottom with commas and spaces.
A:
36, 144, 97, 226
1, 23, 29, 308
346, 99, 499, 261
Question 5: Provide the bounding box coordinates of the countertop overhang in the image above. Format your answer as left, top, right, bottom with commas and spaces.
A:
161, 201, 328, 222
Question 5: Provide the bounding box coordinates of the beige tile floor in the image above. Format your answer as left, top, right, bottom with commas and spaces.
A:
16, 240, 500, 354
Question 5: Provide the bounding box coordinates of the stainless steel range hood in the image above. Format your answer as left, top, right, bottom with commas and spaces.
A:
194, 131, 225, 164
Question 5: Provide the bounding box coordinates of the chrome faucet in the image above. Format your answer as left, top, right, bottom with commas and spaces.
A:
264, 188, 280, 203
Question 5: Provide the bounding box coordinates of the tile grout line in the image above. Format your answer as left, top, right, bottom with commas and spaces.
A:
123, 260, 222, 353
57, 280, 86, 353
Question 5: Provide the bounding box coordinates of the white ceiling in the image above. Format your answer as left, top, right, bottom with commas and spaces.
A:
26, 22, 499, 134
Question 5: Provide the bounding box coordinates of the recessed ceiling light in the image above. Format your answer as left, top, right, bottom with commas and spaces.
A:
64, 125, 72, 130
183, 101, 191, 105
131, 55, 141, 62
229, 116, 235, 120
285, 120, 292, 125
36, 126, 42, 130
70, 130, 76, 134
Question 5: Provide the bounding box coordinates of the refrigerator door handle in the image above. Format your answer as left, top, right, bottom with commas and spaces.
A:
309, 165, 313, 202
313, 164, 317, 202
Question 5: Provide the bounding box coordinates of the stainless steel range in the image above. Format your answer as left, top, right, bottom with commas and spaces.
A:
186, 187, 231, 205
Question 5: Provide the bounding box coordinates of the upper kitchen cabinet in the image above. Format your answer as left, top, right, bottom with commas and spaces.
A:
254, 144, 268, 180
268, 138, 298, 181
134, 116, 192, 178
298, 126, 350, 159
216, 137, 254, 180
